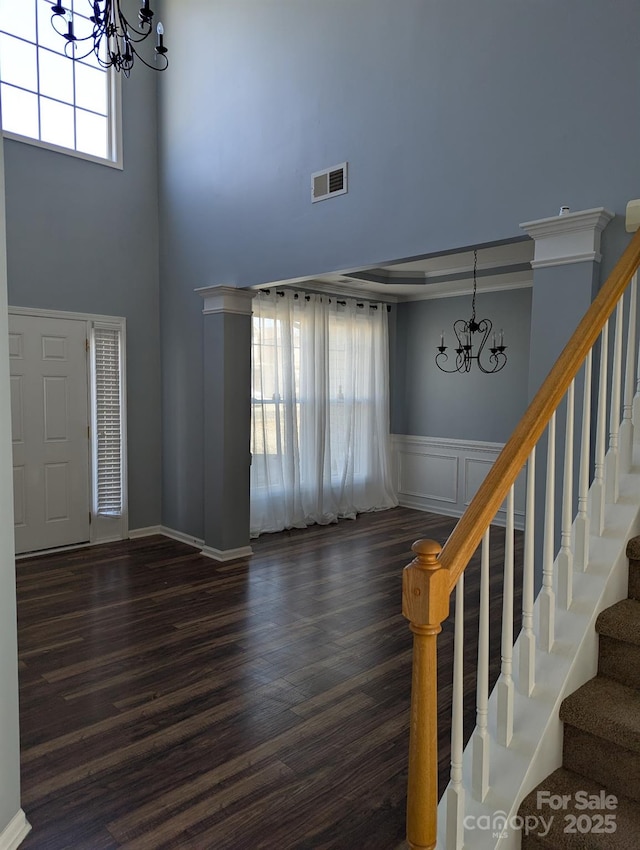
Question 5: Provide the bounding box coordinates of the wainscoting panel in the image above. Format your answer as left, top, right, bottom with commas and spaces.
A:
397, 446, 458, 505
392, 434, 525, 530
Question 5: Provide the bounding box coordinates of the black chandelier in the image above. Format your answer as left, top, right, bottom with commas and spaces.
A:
51, 1, 168, 76
435, 250, 507, 374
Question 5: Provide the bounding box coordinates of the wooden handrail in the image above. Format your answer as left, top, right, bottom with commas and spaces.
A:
439, 226, 640, 591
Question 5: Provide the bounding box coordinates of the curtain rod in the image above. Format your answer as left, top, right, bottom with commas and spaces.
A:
260, 289, 392, 312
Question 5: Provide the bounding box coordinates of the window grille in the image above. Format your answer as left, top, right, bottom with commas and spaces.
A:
0, 0, 120, 163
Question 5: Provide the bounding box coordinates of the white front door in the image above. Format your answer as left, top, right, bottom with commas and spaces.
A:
9, 314, 90, 554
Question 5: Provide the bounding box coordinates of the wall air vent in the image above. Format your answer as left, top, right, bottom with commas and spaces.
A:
311, 162, 348, 203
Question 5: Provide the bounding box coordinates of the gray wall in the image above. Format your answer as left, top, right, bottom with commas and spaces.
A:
3, 68, 162, 531
394, 288, 532, 442
158, 0, 639, 537
158, 0, 639, 286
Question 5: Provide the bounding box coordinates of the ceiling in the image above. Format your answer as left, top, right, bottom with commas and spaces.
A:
257, 239, 534, 302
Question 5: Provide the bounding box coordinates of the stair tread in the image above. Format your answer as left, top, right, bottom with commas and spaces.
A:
519, 767, 640, 849
560, 676, 640, 754
596, 599, 640, 646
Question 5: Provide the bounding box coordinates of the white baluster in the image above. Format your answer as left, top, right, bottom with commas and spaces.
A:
606, 299, 624, 504
591, 321, 609, 536
558, 382, 574, 609
473, 529, 490, 800
633, 270, 640, 428
519, 449, 536, 696
497, 486, 515, 747
620, 273, 637, 472
539, 413, 556, 653
446, 573, 465, 850
574, 351, 592, 571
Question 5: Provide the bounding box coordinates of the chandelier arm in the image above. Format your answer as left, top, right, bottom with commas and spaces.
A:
452, 319, 470, 349
123, 45, 169, 72
473, 318, 492, 364
52, 1, 167, 74
476, 351, 507, 374
114, 2, 154, 42
435, 349, 471, 374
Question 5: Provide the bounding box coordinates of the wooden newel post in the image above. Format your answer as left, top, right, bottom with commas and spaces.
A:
402, 538, 450, 850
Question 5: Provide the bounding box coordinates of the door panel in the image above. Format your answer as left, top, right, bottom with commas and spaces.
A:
9, 314, 90, 554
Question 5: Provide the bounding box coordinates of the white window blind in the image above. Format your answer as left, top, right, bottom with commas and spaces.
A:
93, 325, 122, 516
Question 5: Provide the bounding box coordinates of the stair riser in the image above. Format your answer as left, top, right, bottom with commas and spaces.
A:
629, 560, 640, 601
563, 725, 640, 803
598, 636, 640, 689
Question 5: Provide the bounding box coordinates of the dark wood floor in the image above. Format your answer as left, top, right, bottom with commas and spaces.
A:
16, 507, 523, 850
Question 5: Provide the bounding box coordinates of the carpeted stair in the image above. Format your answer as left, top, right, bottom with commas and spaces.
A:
518, 537, 640, 848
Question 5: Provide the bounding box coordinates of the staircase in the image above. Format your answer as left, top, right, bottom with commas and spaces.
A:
401, 225, 640, 850
518, 538, 640, 849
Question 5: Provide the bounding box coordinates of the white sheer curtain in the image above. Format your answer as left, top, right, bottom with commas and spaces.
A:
250, 290, 398, 537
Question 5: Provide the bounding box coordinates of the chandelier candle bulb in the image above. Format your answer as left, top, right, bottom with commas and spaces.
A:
440, 331, 445, 347
499, 329, 504, 347
65, 10, 75, 41
157, 22, 164, 49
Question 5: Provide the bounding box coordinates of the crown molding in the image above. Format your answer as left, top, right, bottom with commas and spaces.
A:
520, 207, 614, 268
297, 280, 399, 302
396, 273, 532, 302
195, 286, 255, 316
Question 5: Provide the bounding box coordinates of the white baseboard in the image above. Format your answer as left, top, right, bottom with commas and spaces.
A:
128, 525, 164, 539
391, 433, 525, 530
161, 527, 204, 549
129, 526, 252, 562
129, 525, 203, 548
0, 810, 31, 850
201, 544, 253, 562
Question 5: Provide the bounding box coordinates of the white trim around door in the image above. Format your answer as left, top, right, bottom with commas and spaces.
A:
9, 306, 128, 549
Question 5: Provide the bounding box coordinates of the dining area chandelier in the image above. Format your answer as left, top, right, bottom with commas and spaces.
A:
435, 250, 507, 374
50, 1, 168, 75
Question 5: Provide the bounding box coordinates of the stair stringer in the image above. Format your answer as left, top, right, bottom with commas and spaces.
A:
436, 459, 640, 850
